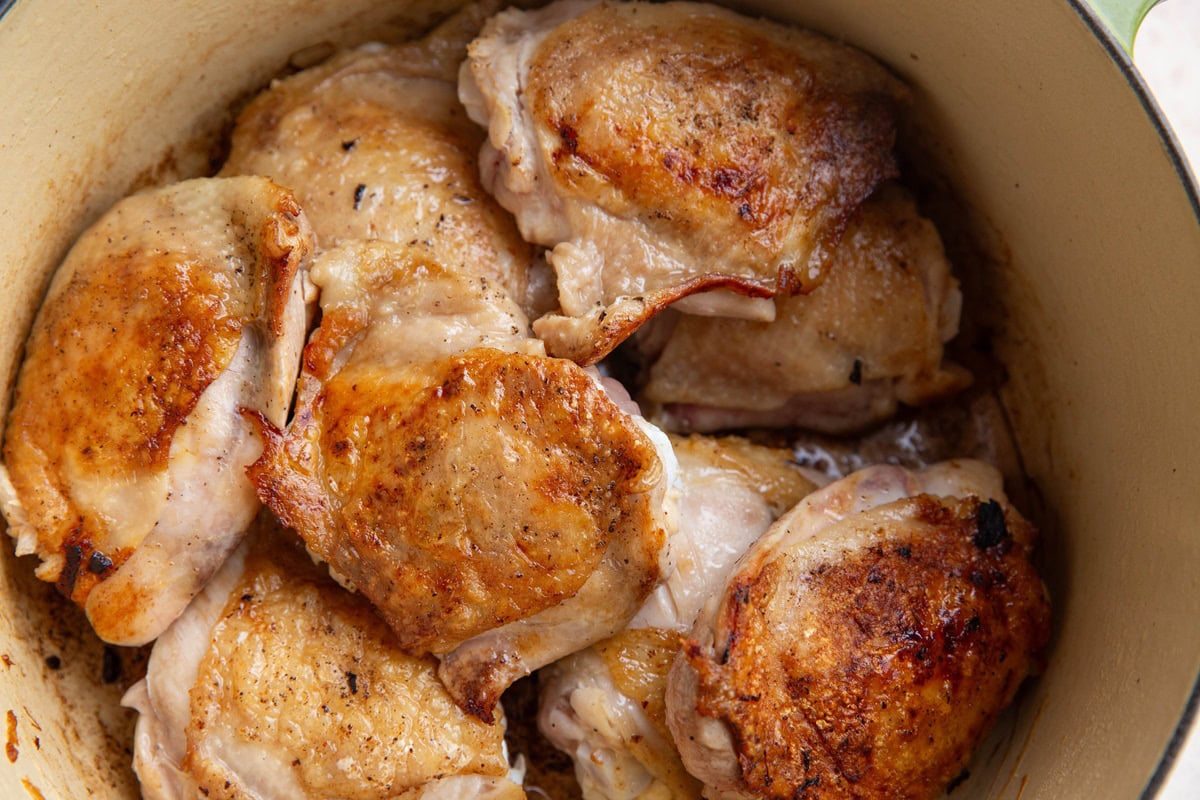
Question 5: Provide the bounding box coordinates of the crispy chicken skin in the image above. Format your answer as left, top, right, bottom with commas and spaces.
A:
221, 1, 534, 305
642, 185, 970, 435
540, 436, 816, 800
246, 241, 672, 722
461, 0, 907, 363
666, 461, 1052, 800
0, 176, 313, 646
123, 517, 525, 800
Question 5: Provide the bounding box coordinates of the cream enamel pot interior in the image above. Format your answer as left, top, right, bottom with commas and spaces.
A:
1, 0, 1199, 797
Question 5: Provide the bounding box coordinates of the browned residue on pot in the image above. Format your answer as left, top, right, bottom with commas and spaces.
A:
21, 778, 46, 800
5, 708, 18, 762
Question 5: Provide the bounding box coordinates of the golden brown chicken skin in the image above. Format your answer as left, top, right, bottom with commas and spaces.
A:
461, 0, 907, 363
246, 241, 671, 723
124, 517, 525, 800
642, 186, 970, 434
0, 176, 313, 645
221, 1, 534, 305
256, 350, 664, 657
667, 461, 1051, 800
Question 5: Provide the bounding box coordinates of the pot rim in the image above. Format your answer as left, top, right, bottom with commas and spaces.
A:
1, 0, 1198, 795
1061, 4, 1200, 797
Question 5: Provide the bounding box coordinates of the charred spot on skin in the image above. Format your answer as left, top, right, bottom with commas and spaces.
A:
44, 655, 61, 671
87, 550, 113, 575
894, 544, 911, 559
849, 359, 863, 385
974, 499, 1008, 549
465, 695, 497, 725
353, 183, 367, 210
347, 671, 358, 695
559, 123, 579, 154
57, 544, 84, 598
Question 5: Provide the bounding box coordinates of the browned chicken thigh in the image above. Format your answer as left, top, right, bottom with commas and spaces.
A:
641, 186, 971, 434
0, 176, 313, 646
247, 241, 674, 723
460, 0, 907, 363
666, 461, 1051, 799
221, 1, 536, 307
539, 435, 816, 800
123, 516, 525, 800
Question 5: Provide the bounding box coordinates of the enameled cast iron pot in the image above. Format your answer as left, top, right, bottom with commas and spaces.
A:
1, 0, 1197, 797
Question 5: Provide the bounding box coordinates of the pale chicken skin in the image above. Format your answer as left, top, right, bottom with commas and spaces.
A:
461, 0, 908, 363
246, 241, 673, 723
221, 1, 535, 307
641, 185, 970, 435
123, 517, 525, 800
0, 176, 313, 646
540, 436, 816, 800
666, 461, 1052, 800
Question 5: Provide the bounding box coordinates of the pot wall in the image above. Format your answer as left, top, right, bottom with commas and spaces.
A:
1, 0, 1198, 797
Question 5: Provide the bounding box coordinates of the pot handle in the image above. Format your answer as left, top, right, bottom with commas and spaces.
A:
1082, 0, 1162, 51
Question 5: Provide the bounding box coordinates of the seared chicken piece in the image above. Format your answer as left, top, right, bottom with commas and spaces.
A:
667, 461, 1052, 800
641, 186, 970, 435
460, 0, 907, 363
540, 436, 816, 799
123, 516, 526, 800
221, 1, 536, 306
0, 176, 312, 646
247, 240, 673, 722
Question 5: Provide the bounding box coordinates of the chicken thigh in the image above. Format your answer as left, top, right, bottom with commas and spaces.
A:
123, 515, 525, 800
641, 186, 970, 434
246, 240, 674, 722
461, 0, 907, 363
539, 436, 816, 800
0, 176, 313, 645
221, 0, 536, 307
667, 461, 1052, 799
